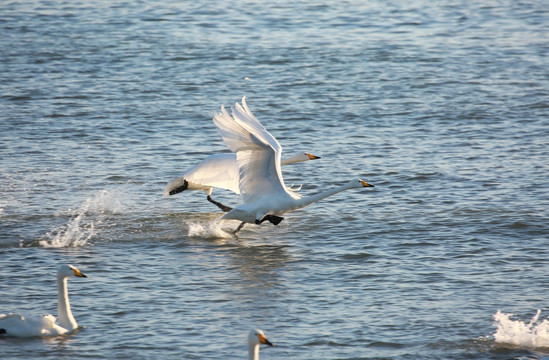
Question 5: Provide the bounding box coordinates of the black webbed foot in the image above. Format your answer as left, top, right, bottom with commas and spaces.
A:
256, 215, 284, 225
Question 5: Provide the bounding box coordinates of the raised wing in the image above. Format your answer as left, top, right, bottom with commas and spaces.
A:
213, 97, 296, 203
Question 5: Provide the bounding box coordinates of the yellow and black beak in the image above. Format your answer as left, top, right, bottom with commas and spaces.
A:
360, 180, 374, 187
306, 153, 321, 160
72, 268, 87, 278
258, 333, 274, 347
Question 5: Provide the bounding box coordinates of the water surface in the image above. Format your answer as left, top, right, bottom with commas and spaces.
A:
1, 0, 548, 359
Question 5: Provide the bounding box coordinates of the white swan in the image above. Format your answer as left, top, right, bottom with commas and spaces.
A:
0, 264, 87, 337
213, 97, 374, 233
164, 152, 320, 211
248, 328, 273, 360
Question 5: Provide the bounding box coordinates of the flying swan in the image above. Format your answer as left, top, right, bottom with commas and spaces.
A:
248, 328, 274, 360
164, 151, 321, 212
0, 264, 87, 337
213, 97, 375, 233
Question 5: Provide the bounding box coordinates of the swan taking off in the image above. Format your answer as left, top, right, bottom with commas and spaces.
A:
164, 152, 321, 212
213, 97, 375, 233
248, 328, 274, 360
0, 264, 87, 337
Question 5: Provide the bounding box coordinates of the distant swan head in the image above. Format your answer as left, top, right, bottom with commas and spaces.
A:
248, 328, 274, 359
248, 328, 274, 347
359, 179, 374, 188
306, 152, 321, 160
58, 264, 87, 278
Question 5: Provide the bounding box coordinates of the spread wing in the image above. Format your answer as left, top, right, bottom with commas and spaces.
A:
213, 97, 298, 203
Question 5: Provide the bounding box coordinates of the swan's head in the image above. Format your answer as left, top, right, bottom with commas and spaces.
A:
359, 179, 374, 188
348, 179, 374, 188
305, 153, 321, 160
58, 264, 87, 279
248, 328, 274, 347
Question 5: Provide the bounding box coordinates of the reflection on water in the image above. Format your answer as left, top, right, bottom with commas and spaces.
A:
42, 329, 81, 348
227, 242, 291, 290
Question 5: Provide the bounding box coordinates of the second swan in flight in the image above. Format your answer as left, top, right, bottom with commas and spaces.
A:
164, 152, 320, 212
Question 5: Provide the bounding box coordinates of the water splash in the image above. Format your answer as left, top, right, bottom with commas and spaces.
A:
187, 220, 234, 239
40, 212, 95, 248
39, 190, 123, 248
493, 309, 549, 348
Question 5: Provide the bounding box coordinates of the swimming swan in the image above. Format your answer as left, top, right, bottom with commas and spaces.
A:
0, 264, 87, 337
248, 328, 273, 360
164, 152, 320, 212
213, 97, 374, 233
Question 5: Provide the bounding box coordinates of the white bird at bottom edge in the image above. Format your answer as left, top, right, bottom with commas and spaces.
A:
0, 264, 87, 337
248, 328, 274, 360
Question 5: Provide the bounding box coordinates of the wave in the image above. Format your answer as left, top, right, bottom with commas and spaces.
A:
493, 309, 549, 348
38, 190, 124, 248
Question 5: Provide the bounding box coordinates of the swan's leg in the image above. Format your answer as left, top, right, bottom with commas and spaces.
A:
207, 196, 233, 212
234, 222, 246, 234
255, 215, 284, 226
168, 179, 189, 195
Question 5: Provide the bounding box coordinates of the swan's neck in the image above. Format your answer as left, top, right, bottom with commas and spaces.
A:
280, 154, 306, 165
248, 343, 260, 360
57, 276, 77, 332
294, 181, 356, 210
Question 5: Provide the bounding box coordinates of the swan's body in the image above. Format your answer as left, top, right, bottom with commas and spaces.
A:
248, 328, 273, 360
164, 152, 320, 211
0, 264, 87, 337
213, 97, 374, 232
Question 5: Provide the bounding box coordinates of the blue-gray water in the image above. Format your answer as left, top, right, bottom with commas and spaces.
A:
1, 0, 548, 359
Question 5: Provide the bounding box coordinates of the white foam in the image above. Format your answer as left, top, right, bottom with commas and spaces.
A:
39, 190, 124, 248
84, 189, 124, 215
493, 309, 549, 348
187, 220, 234, 239
39, 212, 95, 248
